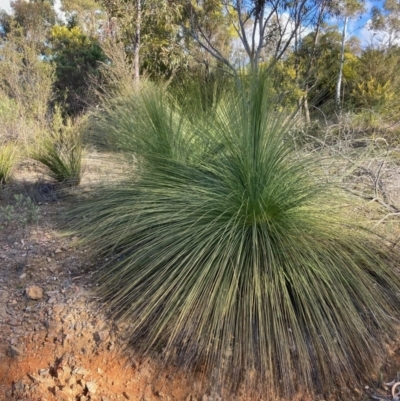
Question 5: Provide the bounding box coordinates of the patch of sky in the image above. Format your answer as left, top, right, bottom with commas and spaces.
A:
0, 0, 11, 13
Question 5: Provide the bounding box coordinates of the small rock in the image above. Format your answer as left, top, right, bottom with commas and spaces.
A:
53, 304, 64, 313
97, 368, 103, 375
123, 392, 130, 400
94, 330, 109, 343
39, 368, 50, 376
56, 390, 70, 401
55, 248, 62, 253
13, 380, 25, 392
27, 373, 42, 383
86, 381, 97, 394
25, 286, 43, 300
7, 345, 23, 358
61, 313, 74, 323
72, 367, 89, 376
19, 273, 26, 279
58, 369, 73, 386
74, 321, 83, 332
66, 375, 76, 386
47, 257, 51, 263
45, 320, 62, 333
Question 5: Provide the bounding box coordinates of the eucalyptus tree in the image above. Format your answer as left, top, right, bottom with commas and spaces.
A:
330, 0, 364, 111
187, 0, 331, 72
61, 0, 103, 35
371, 0, 400, 48
10, 0, 57, 43
0, 0, 58, 54
99, 0, 186, 83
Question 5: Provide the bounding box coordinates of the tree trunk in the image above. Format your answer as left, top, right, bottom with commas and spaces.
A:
303, 86, 310, 124
336, 14, 347, 112
133, 0, 141, 87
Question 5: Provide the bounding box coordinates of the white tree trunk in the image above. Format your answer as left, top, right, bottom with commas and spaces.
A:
336, 14, 348, 111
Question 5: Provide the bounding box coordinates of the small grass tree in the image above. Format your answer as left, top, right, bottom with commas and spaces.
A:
31, 107, 84, 186
71, 71, 400, 398
0, 142, 18, 187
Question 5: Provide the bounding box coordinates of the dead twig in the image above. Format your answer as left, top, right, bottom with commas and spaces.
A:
373, 212, 400, 228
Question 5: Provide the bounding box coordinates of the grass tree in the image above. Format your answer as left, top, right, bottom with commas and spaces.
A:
31, 107, 84, 186
71, 72, 400, 397
0, 142, 18, 186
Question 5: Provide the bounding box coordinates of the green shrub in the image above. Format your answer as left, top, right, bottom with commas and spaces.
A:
0, 142, 18, 186
50, 25, 107, 115
31, 108, 84, 186
0, 194, 39, 227
71, 72, 400, 397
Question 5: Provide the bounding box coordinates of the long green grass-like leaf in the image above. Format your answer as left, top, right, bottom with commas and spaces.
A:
31, 127, 83, 186
0, 142, 18, 186
72, 73, 400, 398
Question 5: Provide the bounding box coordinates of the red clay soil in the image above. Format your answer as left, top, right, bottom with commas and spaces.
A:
0, 336, 197, 401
